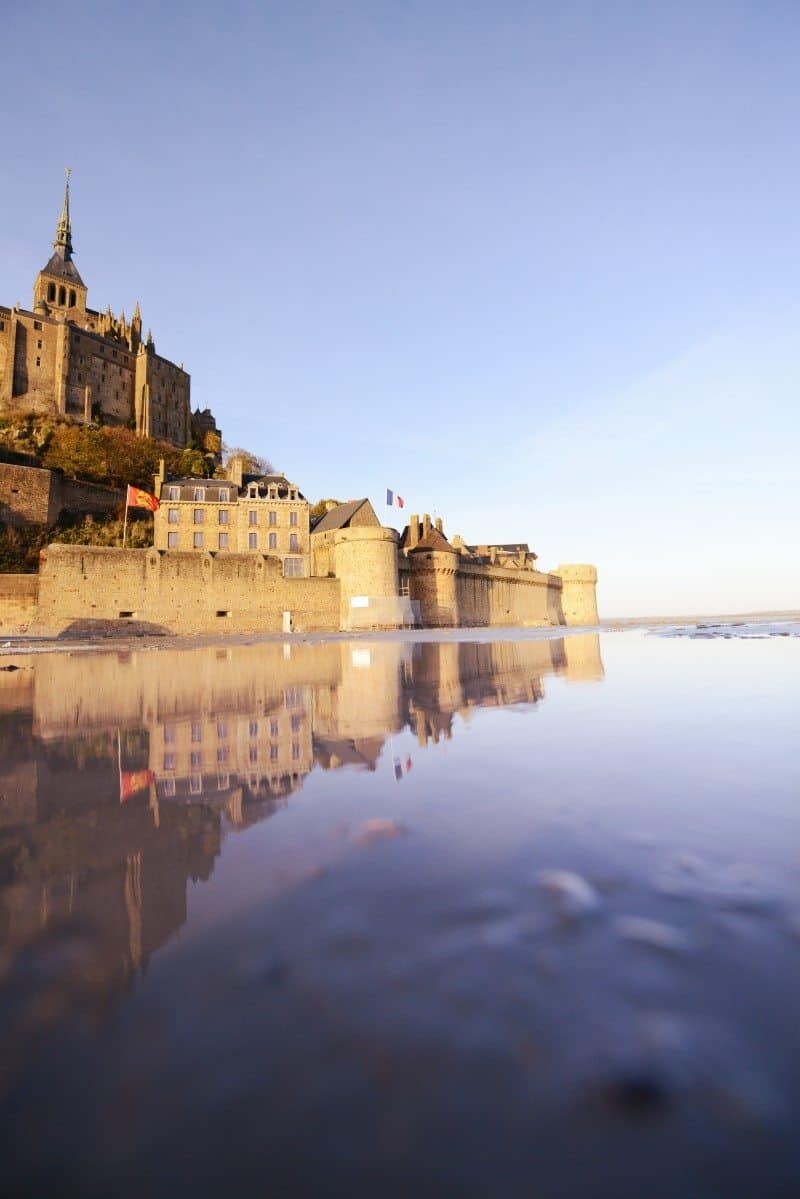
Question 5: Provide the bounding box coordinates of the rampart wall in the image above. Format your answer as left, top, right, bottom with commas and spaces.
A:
0, 462, 123, 528
0, 574, 38, 633
31, 545, 341, 635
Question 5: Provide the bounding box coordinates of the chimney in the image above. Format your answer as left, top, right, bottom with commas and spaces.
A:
434, 516, 443, 535
408, 514, 420, 548
422, 513, 432, 539
154, 457, 166, 497
228, 456, 244, 488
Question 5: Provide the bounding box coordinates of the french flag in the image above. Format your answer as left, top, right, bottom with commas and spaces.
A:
386, 489, 405, 509
393, 754, 413, 782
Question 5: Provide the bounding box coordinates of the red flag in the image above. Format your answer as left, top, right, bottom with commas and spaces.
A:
126, 485, 159, 512
120, 769, 155, 802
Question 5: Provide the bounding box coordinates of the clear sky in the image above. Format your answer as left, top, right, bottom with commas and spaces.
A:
2, 1, 798, 616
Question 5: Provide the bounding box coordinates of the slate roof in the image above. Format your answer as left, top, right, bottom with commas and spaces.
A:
311, 498, 369, 533
409, 527, 458, 553
39, 251, 85, 287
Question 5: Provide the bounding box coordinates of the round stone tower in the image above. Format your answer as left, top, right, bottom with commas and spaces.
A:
553, 564, 599, 626
407, 530, 460, 627
332, 526, 400, 628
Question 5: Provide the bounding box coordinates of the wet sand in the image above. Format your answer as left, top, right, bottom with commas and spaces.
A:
0, 624, 798, 1196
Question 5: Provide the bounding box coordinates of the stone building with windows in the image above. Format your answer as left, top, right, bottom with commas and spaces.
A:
0, 173, 214, 451
152, 465, 310, 578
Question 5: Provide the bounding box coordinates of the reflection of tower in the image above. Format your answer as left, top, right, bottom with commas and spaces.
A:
560, 633, 605, 682
405, 642, 463, 746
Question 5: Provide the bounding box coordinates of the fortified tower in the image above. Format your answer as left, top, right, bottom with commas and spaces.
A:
406, 514, 460, 627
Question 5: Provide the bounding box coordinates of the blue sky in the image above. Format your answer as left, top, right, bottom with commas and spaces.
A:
2, 0, 798, 615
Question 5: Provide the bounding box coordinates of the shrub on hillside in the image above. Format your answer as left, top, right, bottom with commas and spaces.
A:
42, 426, 208, 490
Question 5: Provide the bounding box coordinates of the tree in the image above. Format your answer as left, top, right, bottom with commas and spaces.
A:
222, 443, 274, 476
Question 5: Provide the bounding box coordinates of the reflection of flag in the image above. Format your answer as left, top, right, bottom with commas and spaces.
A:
393, 755, 413, 782
386, 489, 404, 509
120, 769, 154, 802
126, 485, 159, 512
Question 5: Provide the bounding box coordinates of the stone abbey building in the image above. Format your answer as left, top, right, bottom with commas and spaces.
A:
0, 173, 214, 450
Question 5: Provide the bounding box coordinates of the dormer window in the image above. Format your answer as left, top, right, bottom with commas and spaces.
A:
248, 484, 258, 498
193, 487, 205, 501
218, 488, 229, 503
168, 486, 180, 501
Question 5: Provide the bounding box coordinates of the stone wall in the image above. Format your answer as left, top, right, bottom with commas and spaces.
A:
33, 545, 340, 635
552, 565, 599, 626
0, 574, 39, 633
0, 463, 52, 527
0, 462, 123, 528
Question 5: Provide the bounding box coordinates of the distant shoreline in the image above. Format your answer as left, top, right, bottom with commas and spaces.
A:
601, 609, 800, 627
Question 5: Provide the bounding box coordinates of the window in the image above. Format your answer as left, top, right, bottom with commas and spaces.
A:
218, 532, 229, 550
193, 508, 204, 524
289, 533, 300, 552
270, 744, 279, 762
193, 532, 204, 549
191, 721, 202, 742
217, 747, 229, 764
47, 284, 55, 302
249, 720, 259, 737
268, 532, 277, 550
35, 357, 41, 367
269, 718, 279, 738
249, 746, 259, 764
167, 531, 178, 548
291, 715, 302, 733
292, 742, 300, 761
248, 532, 257, 550
190, 774, 202, 795
217, 773, 229, 792
69, 290, 76, 307
248, 510, 258, 526
168, 486, 180, 501
162, 778, 176, 797
284, 557, 304, 577
217, 720, 228, 739
290, 511, 298, 527
190, 750, 202, 768
248, 484, 258, 498
193, 487, 205, 501
163, 752, 176, 771
58, 286, 66, 305
33, 320, 42, 330
37, 339, 42, 350
164, 724, 176, 744
218, 509, 229, 525
168, 508, 179, 524
218, 488, 229, 502
268, 510, 277, 527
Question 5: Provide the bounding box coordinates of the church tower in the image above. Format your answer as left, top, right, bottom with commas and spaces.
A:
33, 169, 88, 320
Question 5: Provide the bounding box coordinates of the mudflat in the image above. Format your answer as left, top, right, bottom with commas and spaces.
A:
0, 622, 798, 1197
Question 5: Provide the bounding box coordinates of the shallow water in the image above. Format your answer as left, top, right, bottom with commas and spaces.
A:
0, 627, 798, 1197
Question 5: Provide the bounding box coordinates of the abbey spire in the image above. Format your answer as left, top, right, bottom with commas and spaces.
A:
54, 167, 74, 260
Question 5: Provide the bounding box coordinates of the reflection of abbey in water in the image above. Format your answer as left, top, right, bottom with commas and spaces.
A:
0, 635, 602, 981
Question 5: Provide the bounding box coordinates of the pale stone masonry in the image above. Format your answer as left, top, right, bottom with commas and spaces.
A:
153, 463, 311, 578
0, 172, 216, 450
